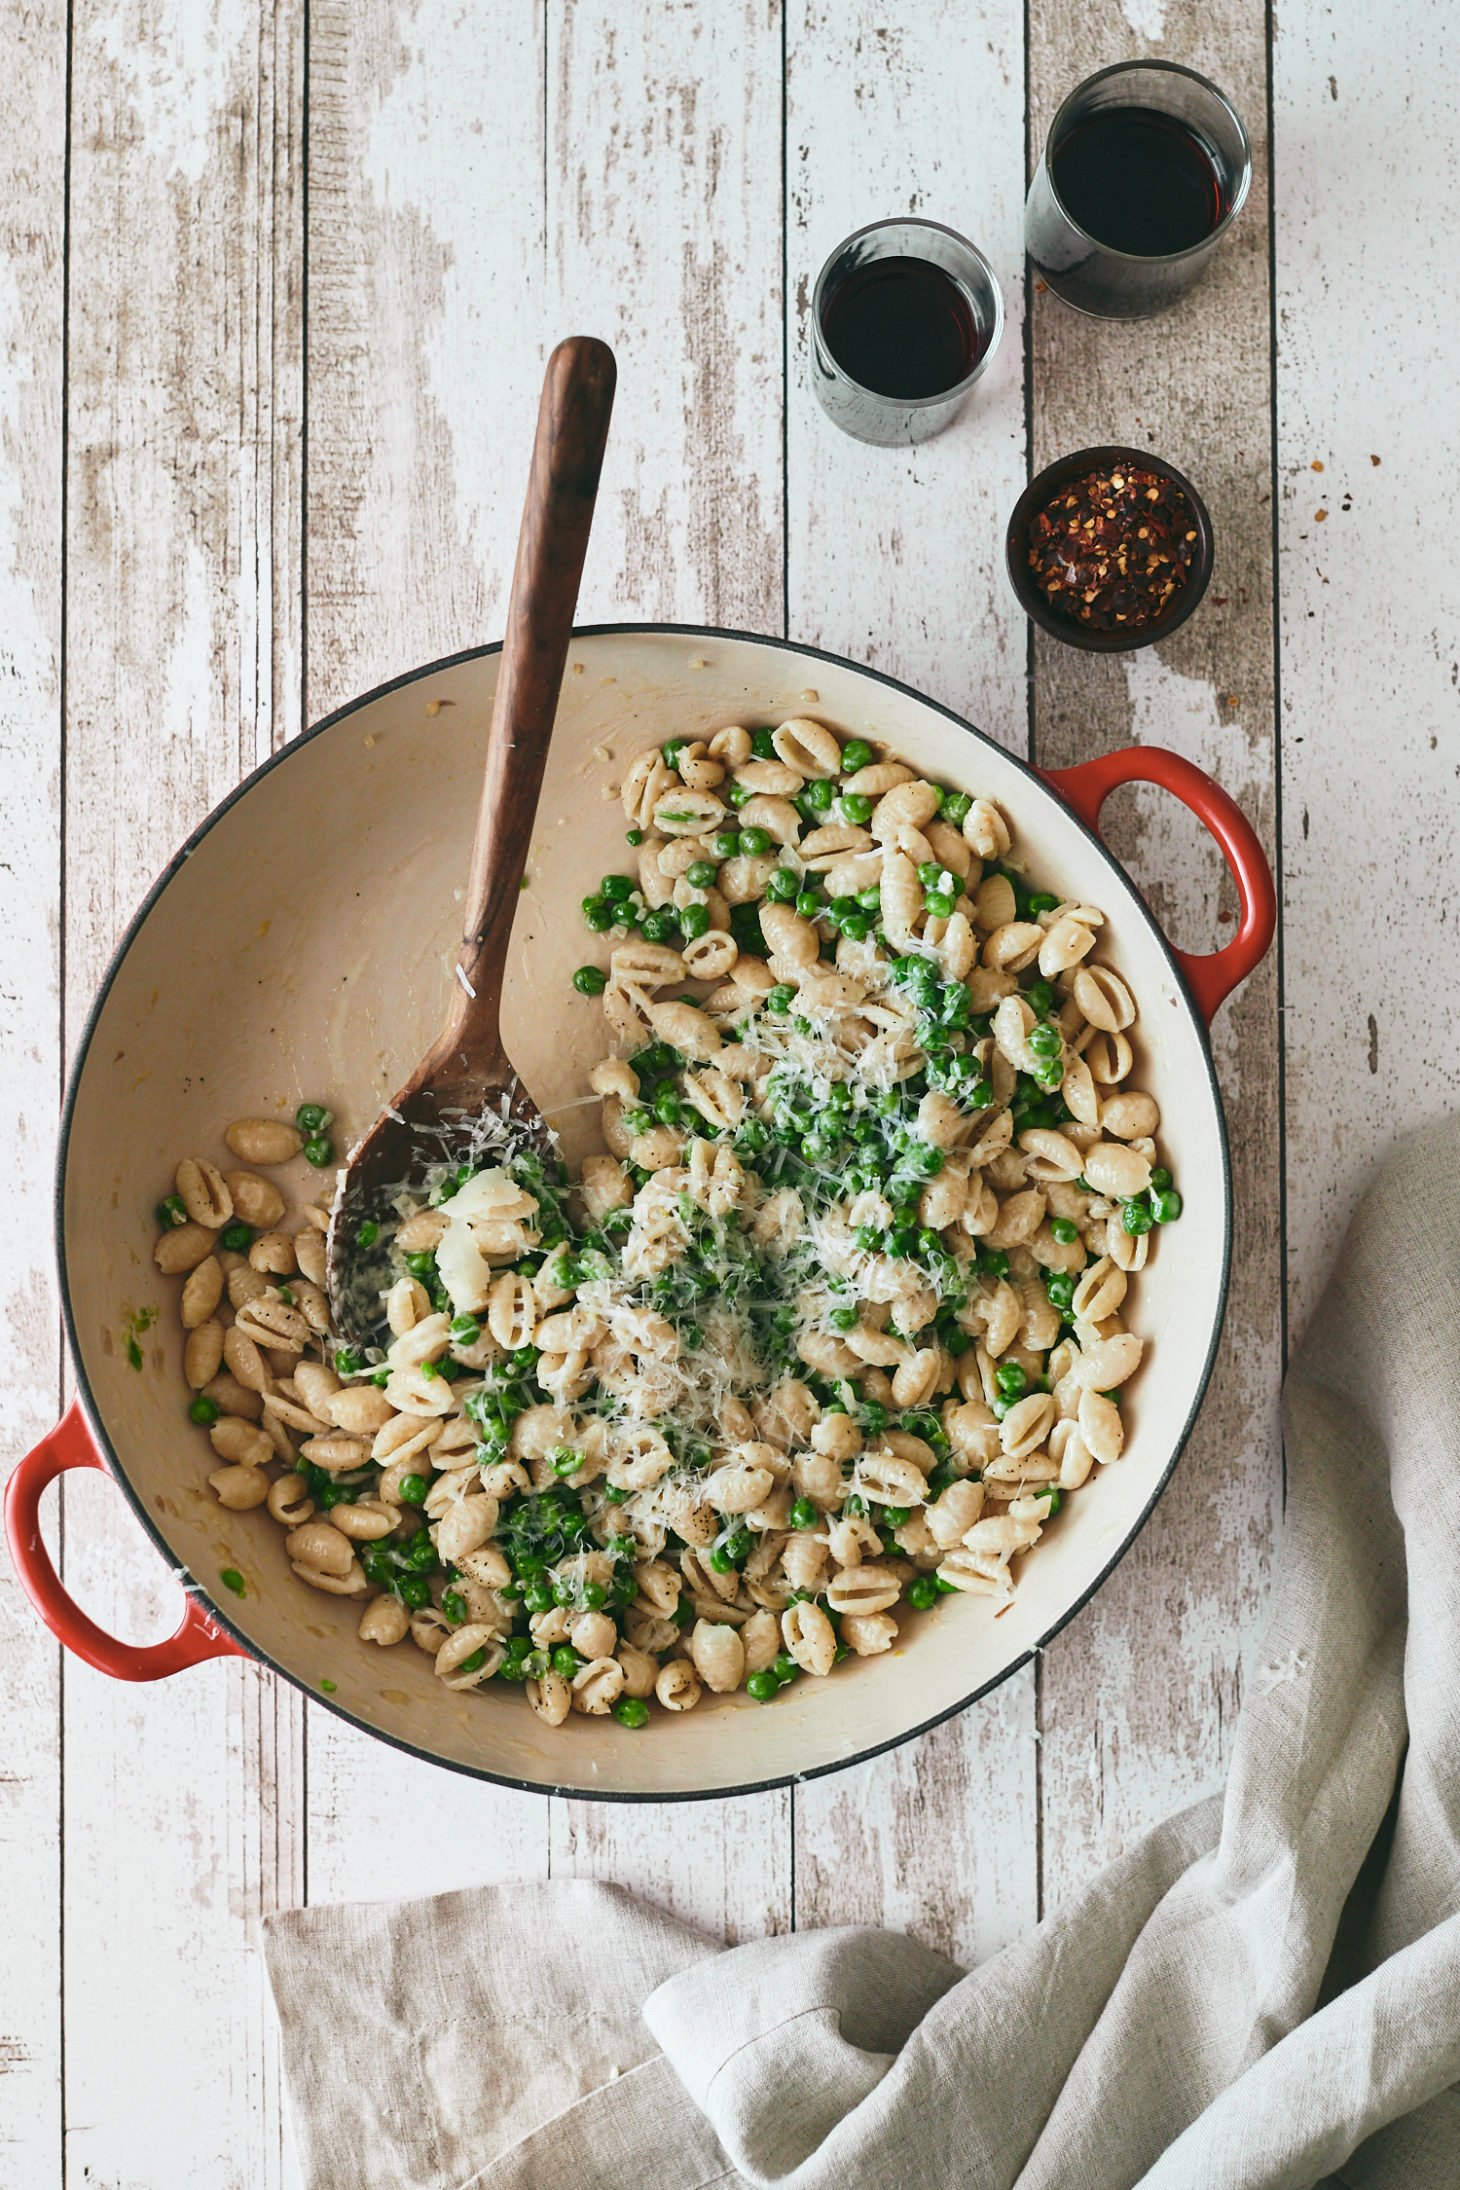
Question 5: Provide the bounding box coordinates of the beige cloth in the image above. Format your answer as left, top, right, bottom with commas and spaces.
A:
263, 1119, 1460, 2189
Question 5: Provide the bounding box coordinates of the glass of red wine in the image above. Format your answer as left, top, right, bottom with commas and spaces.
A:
811, 219, 1004, 445
1026, 60, 1251, 319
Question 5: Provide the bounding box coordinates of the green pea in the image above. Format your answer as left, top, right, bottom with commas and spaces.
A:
440, 1590, 467, 1624
1048, 1215, 1078, 1245
550, 1444, 583, 1478
738, 825, 772, 856
881, 1505, 910, 1528
746, 1669, 781, 1702
1027, 1023, 1062, 1058
794, 890, 822, 919
1150, 1166, 1172, 1191
156, 1193, 189, 1228
582, 896, 614, 932
403, 1251, 433, 1280
941, 791, 972, 826
551, 1646, 584, 1679
708, 1546, 734, 1574
995, 1360, 1028, 1399
840, 791, 873, 825
765, 867, 799, 901
334, 1345, 362, 1376
220, 1567, 246, 1598
456, 1646, 487, 1673
395, 1574, 431, 1609
711, 829, 741, 859
652, 1088, 683, 1126
800, 778, 833, 814
979, 1246, 1009, 1278
924, 889, 956, 919
352, 1221, 379, 1253
1027, 892, 1060, 917
855, 885, 882, 911
626, 827, 644, 846
1151, 1188, 1182, 1224
827, 1306, 859, 1332
601, 872, 633, 901
772, 1652, 801, 1685
840, 738, 873, 774
296, 1101, 329, 1133
680, 903, 711, 941
751, 726, 777, 759
408, 1539, 438, 1571
727, 781, 753, 808
1046, 1270, 1075, 1310
839, 909, 871, 942
573, 964, 608, 996
219, 1222, 253, 1252
1121, 1199, 1154, 1236
581, 1581, 607, 1610
904, 1574, 937, 1610
615, 1696, 650, 1728
603, 1483, 629, 1504
523, 1580, 554, 1614
304, 1136, 334, 1168
790, 1497, 820, 1529
683, 858, 717, 889
448, 1315, 480, 1347
1037, 1486, 1063, 1515
916, 861, 942, 888
1023, 978, 1055, 1015
765, 983, 794, 1015
188, 1395, 220, 1426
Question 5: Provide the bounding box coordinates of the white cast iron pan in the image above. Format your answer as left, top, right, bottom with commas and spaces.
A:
7, 626, 1275, 1800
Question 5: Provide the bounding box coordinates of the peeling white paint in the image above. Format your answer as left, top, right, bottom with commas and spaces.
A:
1119, 0, 1167, 42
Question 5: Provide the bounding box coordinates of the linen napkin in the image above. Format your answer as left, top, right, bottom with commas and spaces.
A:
262, 1116, 1460, 2190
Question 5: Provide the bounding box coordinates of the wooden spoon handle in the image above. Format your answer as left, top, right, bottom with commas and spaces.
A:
445, 334, 617, 1066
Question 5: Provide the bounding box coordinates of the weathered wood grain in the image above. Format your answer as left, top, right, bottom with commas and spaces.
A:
0, 4, 66, 2176
1272, 2, 1460, 1331
301, 0, 555, 1908
304, 0, 547, 721
1027, 3, 1282, 1882
543, 0, 791, 1932
59, 5, 305, 2184
548, 0, 785, 636
784, 0, 1041, 1957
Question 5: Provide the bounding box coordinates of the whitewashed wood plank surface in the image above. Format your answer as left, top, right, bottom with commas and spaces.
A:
0, 5, 66, 2180
784, 0, 1042, 1963
1026, 0, 1283, 1886
58, 7, 305, 2188
5, 0, 1457, 2182
1272, 1, 1460, 1332
301, 0, 556, 1915
543, 0, 793, 1939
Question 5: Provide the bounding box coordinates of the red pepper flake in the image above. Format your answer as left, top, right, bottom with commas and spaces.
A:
1027, 465, 1196, 633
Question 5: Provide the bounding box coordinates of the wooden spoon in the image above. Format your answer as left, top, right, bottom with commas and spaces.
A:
327, 334, 617, 1344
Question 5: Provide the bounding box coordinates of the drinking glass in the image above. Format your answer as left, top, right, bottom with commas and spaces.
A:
809, 218, 1004, 446
1025, 61, 1251, 320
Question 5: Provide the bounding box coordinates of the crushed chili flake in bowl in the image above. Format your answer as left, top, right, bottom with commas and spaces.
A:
1004, 445, 1214, 653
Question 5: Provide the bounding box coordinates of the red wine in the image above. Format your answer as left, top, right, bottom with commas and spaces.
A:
1052, 107, 1226, 257
820, 257, 982, 400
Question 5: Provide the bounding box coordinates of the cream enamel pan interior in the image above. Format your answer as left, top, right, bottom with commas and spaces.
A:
59, 626, 1231, 1800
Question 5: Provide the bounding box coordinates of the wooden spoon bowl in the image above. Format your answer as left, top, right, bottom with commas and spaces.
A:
326, 335, 616, 1344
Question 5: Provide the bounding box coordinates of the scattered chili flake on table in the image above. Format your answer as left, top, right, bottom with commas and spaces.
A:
1027, 466, 1197, 632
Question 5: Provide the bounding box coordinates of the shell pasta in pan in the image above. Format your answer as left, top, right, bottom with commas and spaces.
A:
155, 716, 1180, 1728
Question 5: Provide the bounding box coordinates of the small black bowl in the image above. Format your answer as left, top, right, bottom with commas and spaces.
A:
1005, 445, 1214, 653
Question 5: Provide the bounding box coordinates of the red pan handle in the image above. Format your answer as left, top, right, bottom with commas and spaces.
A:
4, 1398, 247, 1680
1040, 746, 1276, 1024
